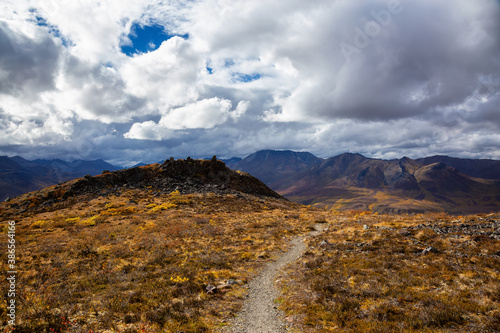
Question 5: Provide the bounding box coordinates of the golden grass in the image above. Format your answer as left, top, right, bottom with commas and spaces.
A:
1, 185, 499, 332
0, 190, 318, 332
278, 211, 500, 332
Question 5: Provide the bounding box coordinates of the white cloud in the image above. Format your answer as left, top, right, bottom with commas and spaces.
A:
124, 120, 176, 141
0, 109, 73, 146
120, 36, 202, 110
125, 98, 248, 140
159, 98, 247, 130
0, 0, 499, 162
33, 0, 150, 63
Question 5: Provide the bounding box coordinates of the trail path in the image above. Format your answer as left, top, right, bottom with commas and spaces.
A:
224, 225, 324, 333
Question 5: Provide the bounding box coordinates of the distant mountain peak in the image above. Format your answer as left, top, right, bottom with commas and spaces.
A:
229, 149, 500, 214
0, 156, 122, 201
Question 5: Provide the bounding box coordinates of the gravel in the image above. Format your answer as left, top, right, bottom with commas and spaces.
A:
224, 225, 324, 333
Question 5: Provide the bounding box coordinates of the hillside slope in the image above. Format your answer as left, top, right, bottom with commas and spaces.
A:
417, 155, 500, 180
1, 157, 283, 217
226, 150, 322, 185
0, 156, 56, 201
0, 157, 313, 332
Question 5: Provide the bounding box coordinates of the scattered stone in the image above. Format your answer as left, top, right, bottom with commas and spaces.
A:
205, 284, 217, 294
399, 229, 411, 237
49, 308, 62, 316
422, 246, 439, 255
227, 279, 238, 286
14, 157, 284, 213
216, 283, 233, 292
319, 240, 331, 248
376, 226, 395, 230
363, 225, 370, 230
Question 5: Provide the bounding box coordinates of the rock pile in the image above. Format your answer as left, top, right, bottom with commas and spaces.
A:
409, 219, 500, 240
18, 157, 283, 211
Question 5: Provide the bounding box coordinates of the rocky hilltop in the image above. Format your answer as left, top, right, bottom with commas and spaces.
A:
64, 156, 281, 199
1, 157, 282, 216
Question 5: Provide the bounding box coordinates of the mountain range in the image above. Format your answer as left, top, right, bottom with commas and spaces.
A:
2, 150, 500, 213
0, 156, 120, 201
226, 150, 500, 214
1, 154, 498, 332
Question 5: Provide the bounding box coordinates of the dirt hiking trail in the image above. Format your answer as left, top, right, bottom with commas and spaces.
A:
224, 225, 324, 333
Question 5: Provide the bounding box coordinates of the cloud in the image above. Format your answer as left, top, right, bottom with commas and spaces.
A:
125, 98, 248, 140
0, 108, 73, 146
0, 22, 60, 98
159, 98, 248, 130
120, 36, 202, 110
263, 0, 500, 123
0, 0, 500, 163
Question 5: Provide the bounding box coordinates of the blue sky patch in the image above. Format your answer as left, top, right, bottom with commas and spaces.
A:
224, 58, 235, 67
233, 73, 261, 83
121, 22, 188, 56
34, 15, 48, 27
31, 10, 71, 47
206, 61, 214, 74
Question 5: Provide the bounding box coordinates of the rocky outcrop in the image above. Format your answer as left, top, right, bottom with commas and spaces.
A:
2, 157, 284, 215
57, 156, 283, 201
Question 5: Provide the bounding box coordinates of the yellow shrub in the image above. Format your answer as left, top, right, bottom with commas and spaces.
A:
138, 221, 156, 230
102, 206, 137, 216
31, 220, 49, 228
170, 276, 189, 283
119, 206, 138, 215
169, 190, 192, 205
80, 215, 102, 226
150, 203, 177, 212
299, 214, 309, 220
105, 202, 125, 209
65, 217, 80, 225
240, 252, 255, 260
170, 190, 181, 197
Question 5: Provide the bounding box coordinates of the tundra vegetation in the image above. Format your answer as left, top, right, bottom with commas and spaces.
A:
278, 211, 500, 332
0, 162, 498, 332
1, 188, 314, 332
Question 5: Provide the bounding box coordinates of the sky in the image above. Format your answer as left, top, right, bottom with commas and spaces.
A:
0, 0, 499, 166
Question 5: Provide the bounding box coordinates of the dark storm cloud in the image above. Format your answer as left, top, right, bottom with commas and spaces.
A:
0, 23, 60, 98
280, 0, 500, 124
